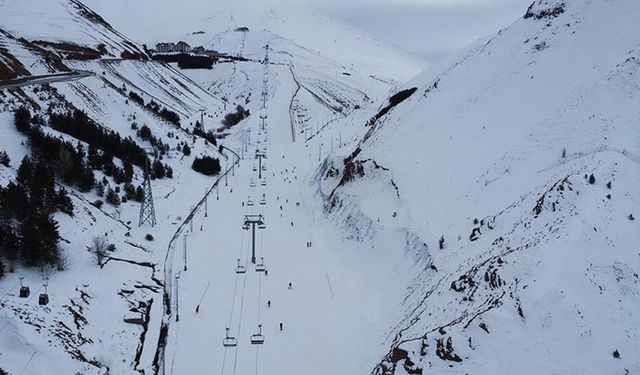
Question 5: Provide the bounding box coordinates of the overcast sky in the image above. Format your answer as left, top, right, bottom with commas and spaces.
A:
316, 0, 533, 62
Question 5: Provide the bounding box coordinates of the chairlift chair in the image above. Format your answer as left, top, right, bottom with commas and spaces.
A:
235, 259, 246, 274
250, 324, 265, 345
18, 278, 30, 298
258, 222, 266, 230
259, 195, 266, 205
255, 257, 266, 272
261, 180, 266, 186
39, 282, 49, 305
253, 165, 257, 171
223, 328, 238, 347
250, 180, 256, 188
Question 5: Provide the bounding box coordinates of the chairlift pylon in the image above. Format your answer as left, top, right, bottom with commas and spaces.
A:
223, 327, 238, 347
250, 324, 265, 345
235, 259, 246, 274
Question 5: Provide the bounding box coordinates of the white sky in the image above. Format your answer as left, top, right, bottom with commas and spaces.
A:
86, 0, 533, 63
317, 0, 533, 62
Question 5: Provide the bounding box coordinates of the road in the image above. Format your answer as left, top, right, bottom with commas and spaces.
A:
0, 69, 94, 89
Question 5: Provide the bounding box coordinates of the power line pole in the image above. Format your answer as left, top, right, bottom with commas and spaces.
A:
243, 214, 266, 264
139, 159, 157, 227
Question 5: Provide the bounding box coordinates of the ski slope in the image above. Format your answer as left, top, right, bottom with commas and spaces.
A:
160, 59, 415, 374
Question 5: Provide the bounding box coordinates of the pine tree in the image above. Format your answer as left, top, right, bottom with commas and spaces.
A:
0, 150, 10, 167
96, 181, 105, 197
106, 188, 121, 206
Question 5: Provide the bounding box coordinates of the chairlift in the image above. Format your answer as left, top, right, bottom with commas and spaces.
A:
255, 257, 266, 272
259, 195, 266, 205
247, 199, 254, 206
19, 277, 30, 298
253, 165, 257, 171
261, 180, 266, 186
38, 282, 49, 306
223, 327, 238, 347
250, 324, 265, 345
235, 259, 246, 274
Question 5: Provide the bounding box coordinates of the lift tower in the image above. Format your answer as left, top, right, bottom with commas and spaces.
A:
139, 159, 157, 227
242, 214, 265, 264
255, 150, 266, 179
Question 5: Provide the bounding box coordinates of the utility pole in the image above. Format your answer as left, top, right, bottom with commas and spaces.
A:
183, 234, 188, 271
243, 214, 266, 264
204, 194, 208, 217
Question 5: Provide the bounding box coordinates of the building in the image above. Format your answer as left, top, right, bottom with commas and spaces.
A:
155, 42, 176, 53
176, 41, 191, 53
192, 46, 205, 54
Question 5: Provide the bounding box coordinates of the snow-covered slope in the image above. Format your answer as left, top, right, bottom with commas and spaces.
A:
318, 1, 640, 373
0, 0, 146, 62
0, 1, 232, 374
83, 0, 426, 83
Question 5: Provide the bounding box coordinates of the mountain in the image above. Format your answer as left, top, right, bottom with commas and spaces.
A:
82, 0, 427, 82
318, 0, 640, 373
0, 1, 229, 374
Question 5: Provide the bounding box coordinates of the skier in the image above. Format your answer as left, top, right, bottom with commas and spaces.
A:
267, 300, 271, 308
288, 282, 292, 289
291, 222, 294, 227
280, 322, 283, 331
265, 269, 268, 276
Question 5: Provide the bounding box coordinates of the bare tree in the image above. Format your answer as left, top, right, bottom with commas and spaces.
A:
93, 236, 108, 266
57, 247, 71, 271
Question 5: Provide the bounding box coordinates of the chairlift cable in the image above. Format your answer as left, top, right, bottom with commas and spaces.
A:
0, 279, 21, 300
0, 283, 44, 334
232, 241, 251, 375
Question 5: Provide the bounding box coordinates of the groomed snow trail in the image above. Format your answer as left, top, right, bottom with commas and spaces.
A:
167, 65, 390, 374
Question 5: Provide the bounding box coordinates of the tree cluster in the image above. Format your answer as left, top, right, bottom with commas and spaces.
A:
191, 155, 221, 176
16, 108, 95, 192
136, 124, 164, 150
221, 105, 250, 127
0, 155, 73, 274
146, 100, 181, 126
49, 109, 148, 168
193, 124, 218, 146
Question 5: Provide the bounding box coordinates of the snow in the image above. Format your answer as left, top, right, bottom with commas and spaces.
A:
1, 0, 639, 374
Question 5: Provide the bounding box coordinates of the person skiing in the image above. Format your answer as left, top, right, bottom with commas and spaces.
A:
265, 269, 268, 276
288, 282, 292, 289
267, 300, 271, 308
279, 322, 283, 331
